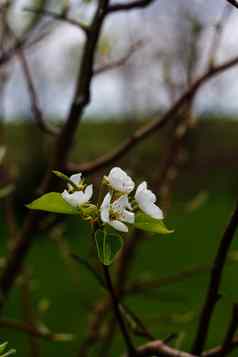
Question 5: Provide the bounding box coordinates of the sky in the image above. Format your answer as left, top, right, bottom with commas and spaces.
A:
3, 0, 238, 119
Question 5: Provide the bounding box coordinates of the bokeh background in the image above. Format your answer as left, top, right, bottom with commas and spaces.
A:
1, 0, 238, 356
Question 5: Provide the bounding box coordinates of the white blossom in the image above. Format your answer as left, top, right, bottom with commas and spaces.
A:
61, 173, 93, 208
100, 193, 135, 232
135, 182, 163, 220
105, 167, 135, 194
68, 173, 82, 191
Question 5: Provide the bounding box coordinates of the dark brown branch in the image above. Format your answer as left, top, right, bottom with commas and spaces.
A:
226, 0, 238, 9
77, 231, 142, 356
103, 265, 136, 356
108, 0, 156, 13
219, 304, 238, 355
125, 262, 215, 295
192, 201, 238, 355
203, 335, 238, 356
94, 40, 144, 75
46, 0, 110, 178
67, 54, 238, 174
0, 0, 110, 312
24, 7, 89, 34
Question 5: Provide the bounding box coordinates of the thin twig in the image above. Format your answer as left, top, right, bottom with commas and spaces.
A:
108, 0, 156, 13
24, 7, 89, 34
207, 4, 232, 70
67, 53, 238, 175
122, 334, 238, 357
103, 265, 136, 356
226, 0, 238, 9
219, 304, 238, 355
203, 335, 238, 356
0, 319, 72, 342
2, 22, 57, 136
94, 40, 144, 75
192, 201, 238, 355
20, 269, 41, 357
125, 262, 216, 295
122, 339, 196, 357
16, 42, 58, 136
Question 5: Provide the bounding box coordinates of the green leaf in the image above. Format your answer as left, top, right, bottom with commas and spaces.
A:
1, 350, 16, 357
135, 213, 174, 235
26, 192, 80, 215
0, 342, 16, 357
0, 343, 8, 354
95, 229, 123, 266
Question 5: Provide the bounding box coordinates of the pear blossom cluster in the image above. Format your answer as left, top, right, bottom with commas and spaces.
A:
61, 167, 164, 233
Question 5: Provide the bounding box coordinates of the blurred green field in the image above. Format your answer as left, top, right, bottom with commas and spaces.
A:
1, 118, 238, 356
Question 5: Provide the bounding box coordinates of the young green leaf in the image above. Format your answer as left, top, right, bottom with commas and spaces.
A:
135, 212, 174, 234
52, 170, 79, 191
26, 192, 80, 214
0, 342, 16, 357
0, 343, 8, 354
95, 229, 123, 266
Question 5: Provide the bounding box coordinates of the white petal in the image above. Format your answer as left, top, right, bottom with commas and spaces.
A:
124, 195, 133, 210
77, 192, 90, 206
61, 190, 82, 208
101, 192, 112, 209
135, 181, 147, 197
112, 195, 128, 213
84, 184, 93, 201
101, 207, 110, 223
107, 167, 135, 193
135, 181, 156, 204
141, 202, 164, 220
144, 189, 157, 203
110, 220, 128, 232
100, 193, 111, 223
70, 173, 82, 185
121, 210, 135, 224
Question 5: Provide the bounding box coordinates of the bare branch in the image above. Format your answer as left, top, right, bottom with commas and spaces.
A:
0, 0, 110, 314
108, 0, 156, 13
192, 201, 238, 355
94, 40, 144, 75
226, 0, 238, 9
125, 262, 215, 295
218, 304, 238, 355
67, 54, 238, 174
122, 335, 238, 357
0, 27, 51, 67
103, 265, 136, 356
24, 7, 90, 34
122, 340, 196, 357
0, 319, 73, 342
15, 38, 59, 136
207, 4, 232, 69
203, 336, 238, 356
